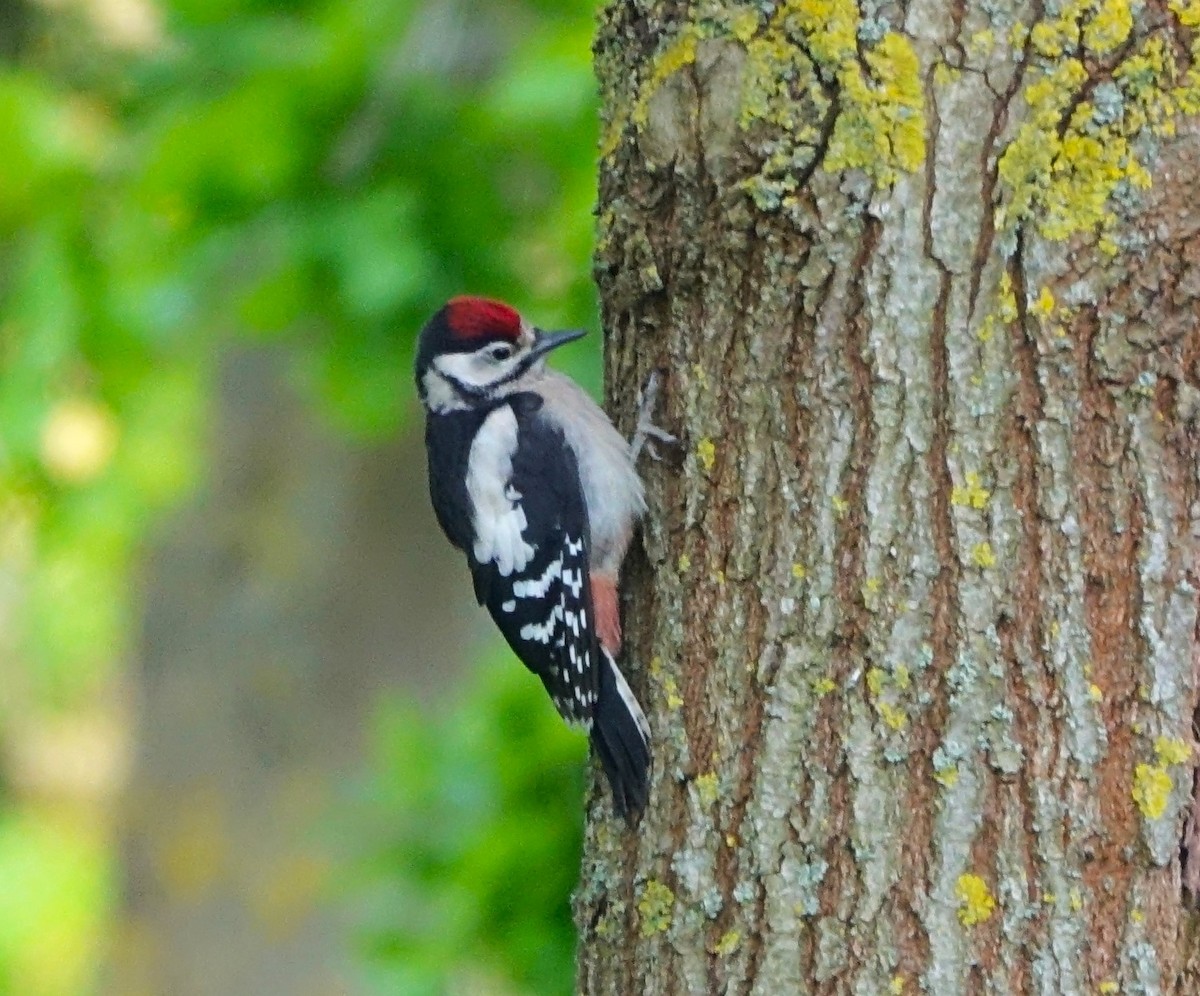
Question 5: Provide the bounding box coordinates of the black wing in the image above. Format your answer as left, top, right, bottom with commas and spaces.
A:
469, 396, 601, 727
434, 393, 651, 815
425, 407, 488, 554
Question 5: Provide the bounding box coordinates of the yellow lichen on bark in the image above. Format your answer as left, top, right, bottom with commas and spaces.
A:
997, 0, 1200, 245
601, 0, 926, 190
637, 880, 676, 936
955, 874, 997, 926
1132, 738, 1193, 820
1132, 763, 1173, 820
741, 0, 924, 187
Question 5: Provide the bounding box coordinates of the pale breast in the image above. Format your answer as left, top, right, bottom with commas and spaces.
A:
466, 405, 535, 576
535, 372, 645, 572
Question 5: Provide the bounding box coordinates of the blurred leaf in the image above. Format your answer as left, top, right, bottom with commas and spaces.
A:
0, 806, 108, 996
0, 0, 608, 989
346, 651, 587, 996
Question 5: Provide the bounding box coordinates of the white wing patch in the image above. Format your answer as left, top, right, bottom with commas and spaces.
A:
561, 566, 583, 599
513, 557, 562, 598
466, 405, 534, 576
520, 603, 564, 644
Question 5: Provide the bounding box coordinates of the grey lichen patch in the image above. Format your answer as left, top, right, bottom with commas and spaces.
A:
846, 707, 904, 917
1122, 939, 1165, 996
927, 70, 997, 271
921, 756, 986, 991
814, 914, 850, 983
1132, 409, 1198, 726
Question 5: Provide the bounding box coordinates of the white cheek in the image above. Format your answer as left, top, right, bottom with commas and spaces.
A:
422, 369, 466, 411
435, 352, 489, 386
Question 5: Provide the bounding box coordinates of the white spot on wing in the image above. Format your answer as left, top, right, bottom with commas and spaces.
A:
520, 604, 563, 644
561, 567, 583, 598
466, 406, 534, 576
501, 600, 516, 613
513, 557, 562, 598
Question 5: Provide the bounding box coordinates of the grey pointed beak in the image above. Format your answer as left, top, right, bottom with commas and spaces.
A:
529, 327, 587, 362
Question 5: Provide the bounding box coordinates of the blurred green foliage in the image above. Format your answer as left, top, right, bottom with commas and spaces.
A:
0, 0, 602, 990
349, 655, 588, 996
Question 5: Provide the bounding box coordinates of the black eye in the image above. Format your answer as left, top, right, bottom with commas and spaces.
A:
488, 343, 514, 361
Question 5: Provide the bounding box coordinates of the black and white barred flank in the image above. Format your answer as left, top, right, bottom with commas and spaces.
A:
425, 392, 650, 815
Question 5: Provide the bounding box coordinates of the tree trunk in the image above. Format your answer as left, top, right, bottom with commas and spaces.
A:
579, 1, 1200, 992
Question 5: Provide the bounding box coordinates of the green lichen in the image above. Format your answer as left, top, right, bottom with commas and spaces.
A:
712, 929, 742, 955
955, 873, 997, 926
876, 701, 908, 731
594, 900, 626, 940
1030, 286, 1056, 316
951, 471, 991, 509
1132, 763, 1172, 819
695, 772, 720, 806
695, 437, 717, 473
638, 879, 676, 937
631, 31, 700, 129
740, 0, 925, 190
1132, 737, 1192, 819
600, 26, 703, 158
649, 656, 684, 710
976, 272, 1019, 342
932, 61, 961, 87
823, 32, 925, 179
663, 674, 684, 711
1154, 736, 1191, 765
867, 666, 910, 731
997, 0, 1200, 246
603, 0, 927, 193
970, 541, 996, 569
933, 758, 959, 787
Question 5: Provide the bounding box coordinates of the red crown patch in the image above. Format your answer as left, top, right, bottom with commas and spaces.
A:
445, 296, 522, 342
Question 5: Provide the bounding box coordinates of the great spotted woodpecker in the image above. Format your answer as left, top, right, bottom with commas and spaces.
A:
415, 296, 651, 816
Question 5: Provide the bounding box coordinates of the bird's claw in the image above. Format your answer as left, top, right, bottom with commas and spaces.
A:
630, 369, 678, 463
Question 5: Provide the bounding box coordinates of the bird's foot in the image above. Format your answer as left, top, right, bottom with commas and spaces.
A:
630, 369, 678, 463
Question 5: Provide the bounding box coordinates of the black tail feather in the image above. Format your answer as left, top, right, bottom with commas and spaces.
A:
591, 652, 651, 818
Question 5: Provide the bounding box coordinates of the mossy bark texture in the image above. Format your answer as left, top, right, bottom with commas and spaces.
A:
580, 0, 1200, 992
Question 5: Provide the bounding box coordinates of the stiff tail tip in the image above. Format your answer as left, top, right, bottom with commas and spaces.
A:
591, 651, 651, 819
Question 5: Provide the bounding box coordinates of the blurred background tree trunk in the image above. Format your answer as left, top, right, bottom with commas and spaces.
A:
0, 0, 28, 61
108, 348, 481, 995
579, 0, 1200, 992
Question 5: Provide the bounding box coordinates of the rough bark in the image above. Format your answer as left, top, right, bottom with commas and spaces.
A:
579, 1, 1200, 992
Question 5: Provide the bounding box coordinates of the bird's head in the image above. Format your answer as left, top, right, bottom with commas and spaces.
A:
415, 296, 586, 412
